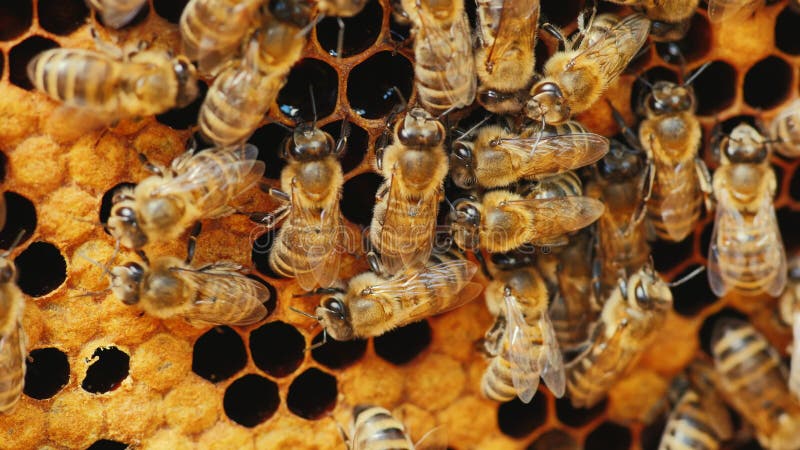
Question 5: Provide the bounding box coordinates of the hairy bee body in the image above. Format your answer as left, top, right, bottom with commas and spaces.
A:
566, 265, 672, 408
602, 0, 697, 41
771, 99, 800, 158
350, 405, 415, 450
0, 257, 24, 413
779, 255, 800, 398
87, 0, 148, 28
519, 170, 584, 200
551, 231, 597, 353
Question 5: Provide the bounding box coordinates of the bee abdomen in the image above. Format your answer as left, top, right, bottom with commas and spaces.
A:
649, 171, 702, 242
352, 406, 414, 450
0, 326, 25, 413
413, 26, 475, 113
268, 229, 301, 279
481, 356, 517, 402
715, 221, 782, 294
28, 49, 120, 108
659, 393, 723, 450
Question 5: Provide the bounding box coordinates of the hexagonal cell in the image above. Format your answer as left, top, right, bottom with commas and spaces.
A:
0, 192, 36, 249
0, 150, 7, 183
347, 51, 413, 119
743, 56, 793, 110
671, 264, 718, 317
152, 0, 189, 24
81, 346, 130, 394
24, 347, 70, 400
9, 36, 60, 90
585, 422, 632, 450
527, 429, 580, 450
311, 330, 367, 369
15, 242, 67, 297
540, 0, 582, 27
639, 416, 667, 450
790, 165, 800, 201
277, 59, 338, 122
657, 14, 711, 64
37, 0, 90, 36
341, 172, 382, 227
777, 6, 800, 55
248, 123, 291, 179
86, 440, 129, 450
156, 80, 208, 130
0, 1, 33, 41
651, 237, 694, 275
374, 320, 432, 365
223, 374, 280, 427
316, 0, 383, 58
286, 368, 338, 420
496, 397, 548, 439
690, 61, 737, 116
192, 326, 248, 383
321, 119, 369, 173
250, 321, 306, 377
99, 182, 137, 230
778, 208, 800, 251
555, 396, 607, 427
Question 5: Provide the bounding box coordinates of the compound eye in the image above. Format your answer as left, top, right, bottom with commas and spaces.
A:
634, 283, 650, 306
452, 143, 473, 163
323, 298, 345, 317
124, 262, 145, 281
117, 207, 136, 222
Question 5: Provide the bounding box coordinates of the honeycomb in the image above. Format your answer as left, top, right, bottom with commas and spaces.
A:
1, 0, 799, 448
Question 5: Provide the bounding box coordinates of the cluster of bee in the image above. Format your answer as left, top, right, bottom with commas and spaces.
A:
5, 0, 800, 448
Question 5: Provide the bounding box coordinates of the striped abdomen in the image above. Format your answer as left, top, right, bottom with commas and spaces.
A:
180, 0, 258, 74
351, 406, 413, 450
714, 210, 782, 296
521, 170, 583, 199
179, 147, 259, 217
28, 49, 122, 111
268, 209, 340, 279
0, 323, 25, 413
648, 160, 702, 242
481, 354, 518, 402
658, 390, 724, 450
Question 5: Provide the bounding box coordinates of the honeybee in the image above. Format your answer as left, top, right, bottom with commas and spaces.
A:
710, 318, 800, 449
707, 123, 786, 298
449, 121, 610, 189
601, 0, 697, 41
254, 123, 346, 291
107, 144, 265, 250
779, 254, 800, 398
87, 0, 148, 28
399, 0, 476, 114
179, 0, 263, 76
450, 189, 604, 254
307, 250, 482, 341
771, 99, 800, 158
518, 171, 588, 246
370, 108, 448, 274
474, 0, 540, 114
27, 37, 199, 126
481, 267, 565, 403
0, 241, 25, 413
345, 405, 447, 450
707, 0, 763, 22
550, 230, 597, 354
565, 263, 672, 408
524, 13, 650, 125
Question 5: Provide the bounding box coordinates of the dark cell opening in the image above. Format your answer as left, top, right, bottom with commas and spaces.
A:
23, 347, 70, 400
95, 2, 150, 29
152, 0, 189, 23
81, 347, 130, 394
322, 120, 369, 173
777, 7, 800, 55
192, 326, 248, 383
341, 172, 382, 227
540, 0, 583, 27
777, 208, 800, 251
9, 36, 60, 90
690, 61, 737, 116
374, 320, 432, 365
347, 51, 413, 119
0, 53, 4, 83
743, 56, 793, 110
497, 396, 548, 439
277, 59, 338, 122
789, 164, 800, 201
86, 440, 129, 450
660, 14, 711, 64
585, 422, 632, 450
534, 38, 551, 75
0, 1, 33, 41
630, 66, 680, 115
251, 230, 282, 278
250, 321, 306, 377
249, 123, 291, 179
595, 1, 624, 13
389, 6, 412, 43
0, 150, 7, 183
15, 241, 67, 297
555, 397, 607, 427
37, 0, 89, 36
698, 218, 713, 258
527, 429, 580, 450
223, 374, 280, 427
0, 192, 36, 249
155, 80, 208, 130
671, 264, 718, 317
651, 235, 695, 274
311, 331, 367, 369
99, 182, 137, 231
698, 307, 750, 356
247, 274, 277, 317
639, 416, 667, 450
316, 0, 383, 57
286, 368, 338, 420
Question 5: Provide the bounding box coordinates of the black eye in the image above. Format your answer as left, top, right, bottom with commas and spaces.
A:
124, 262, 145, 281
452, 144, 472, 163
117, 207, 136, 221
323, 298, 344, 317
635, 283, 649, 305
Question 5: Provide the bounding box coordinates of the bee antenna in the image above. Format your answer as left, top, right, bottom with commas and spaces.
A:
683, 62, 712, 88
444, 196, 457, 215
307, 329, 328, 351
76, 250, 114, 278
308, 85, 318, 129
391, 86, 407, 112
455, 115, 491, 142
1, 229, 27, 256
289, 306, 321, 321
667, 266, 706, 288
637, 76, 654, 91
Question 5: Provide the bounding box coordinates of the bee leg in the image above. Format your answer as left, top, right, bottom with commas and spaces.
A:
541, 23, 568, 52
366, 251, 385, 276
334, 118, 351, 157
135, 249, 151, 267
606, 99, 641, 149
474, 250, 493, 280
90, 27, 124, 59
138, 153, 165, 176
695, 158, 715, 213
185, 222, 202, 264
249, 204, 290, 228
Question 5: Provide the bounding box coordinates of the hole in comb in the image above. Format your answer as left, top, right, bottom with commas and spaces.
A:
250, 321, 305, 377
286, 367, 338, 420
9, 36, 60, 90
156, 80, 207, 130
651, 237, 694, 274
555, 397, 607, 427
665, 14, 711, 64
0, 192, 36, 248
152, 0, 188, 23
277, 59, 338, 122
81, 346, 130, 394
99, 182, 137, 232
690, 60, 737, 116
192, 326, 248, 383
497, 396, 548, 438
671, 264, 718, 317
24, 347, 69, 400
251, 230, 282, 279
777, 7, 800, 55
86, 440, 129, 450
37, 0, 89, 36
249, 123, 290, 179
743, 56, 792, 110
341, 172, 382, 227
15, 241, 67, 297
0, 1, 33, 41
778, 208, 800, 251
311, 331, 367, 369
347, 51, 413, 119
527, 429, 580, 450
322, 119, 368, 173
585, 422, 632, 450
540, 0, 583, 27
223, 374, 280, 427
374, 320, 432, 365
0, 150, 7, 183
316, 0, 383, 57
639, 416, 667, 450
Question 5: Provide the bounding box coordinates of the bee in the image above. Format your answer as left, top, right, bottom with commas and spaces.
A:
450, 189, 604, 254
399, 0, 476, 114
307, 250, 482, 341
707, 0, 763, 23
480, 267, 566, 403
524, 13, 650, 125
179, 0, 264, 76
779, 254, 800, 398
345, 405, 447, 449
0, 239, 25, 414
254, 122, 347, 291
27, 34, 199, 126
474, 0, 540, 114
601, 0, 697, 41
707, 123, 786, 298
107, 144, 265, 250
370, 108, 449, 274
710, 318, 800, 449
449, 121, 610, 190
565, 263, 672, 408
87, 0, 148, 28
550, 230, 597, 354
770, 99, 800, 158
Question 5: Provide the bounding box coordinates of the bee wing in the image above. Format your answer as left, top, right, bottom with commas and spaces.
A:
791, 312, 800, 399
496, 133, 609, 177
483, 0, 539, 72
569, 13, 650, 85
503, 293, 540, 403
708, 0, 760, 22
756, 186, 788, 297
500, 196, 605, 240
290, 185, 344, 291
173, 266, 269, 326
416, 10, 476, 108
537, 313, 566, 398
42, 104, 121, 142
97, 0, 147, 28
706, 188, 738, 297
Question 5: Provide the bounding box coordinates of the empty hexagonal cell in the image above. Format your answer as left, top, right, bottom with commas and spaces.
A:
527, 429, 579, 450
585, 422, 632, 450
0, 150, 7, 183
248, 123, 290, 179
152, 0, 189, 23
250, 321, 306, 377
37, 0, 89, 36
81, 346, 130, 394
671, 264, 718, 317
15, 241, 67, 297
374, 320, 432, 365
790, 165, 800, 201
0, 192, 36, 249
277, 59, 338, 122
223, 374, 280, 427
497, 397, 548, 439
311, 330, 367, 369
86, 440, 129, 450
347, 51, 413, 119
690, 61, 737, 116
286, 368, 338, 420
0, 1, 33, 41
316, 0, 383, 58
656, 14, 711, 64
777, 6, 800, 55
9, 36, 60, 90
743, 56, 793, 110
192, 326, 248, 383
555, 396, 607, 427
778, 208, 800, 251
540, 0, 582, 27
322, 119, 369, 173
156, 80, 208, 130
651, 237, 694, 274
24, 347, 70, 400
341, 172, 382, 227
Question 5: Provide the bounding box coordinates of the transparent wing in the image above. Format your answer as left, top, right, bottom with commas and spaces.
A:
503, 292, 540, 403
698, 390, 734, 440
757, 185, 788, 297
483, 0, 539, 73
42, 104, 120, 142
289, 185, 344, 291
537, 313, 566, 398
500, 196, 605, 240
708, 0, 760, 22
495, 132, 609, 177
791, 313, 800, 399
174, 265, 269, 326
416, 10, 476, 108
707, 188, 739, 297
98, 0, 148, 28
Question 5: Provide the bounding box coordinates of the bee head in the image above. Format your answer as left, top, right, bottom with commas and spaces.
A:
172, 55, 199, 108
644, 81, 694, 116
110, 262, 145, 306
626, 265, 672, 312
284, 124, 335, 162
526, 82, 569, 125
789, 255, 800, 281
269, 0, 313, 28
0, 257, 16, 284
722, 124, 769, 164
449, 198, 482, 251
316, 296, 354, 341
450, 141, 477, 189
397, 108, 445, 147
108, 194, 149, 250
598, 140, 647, 182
